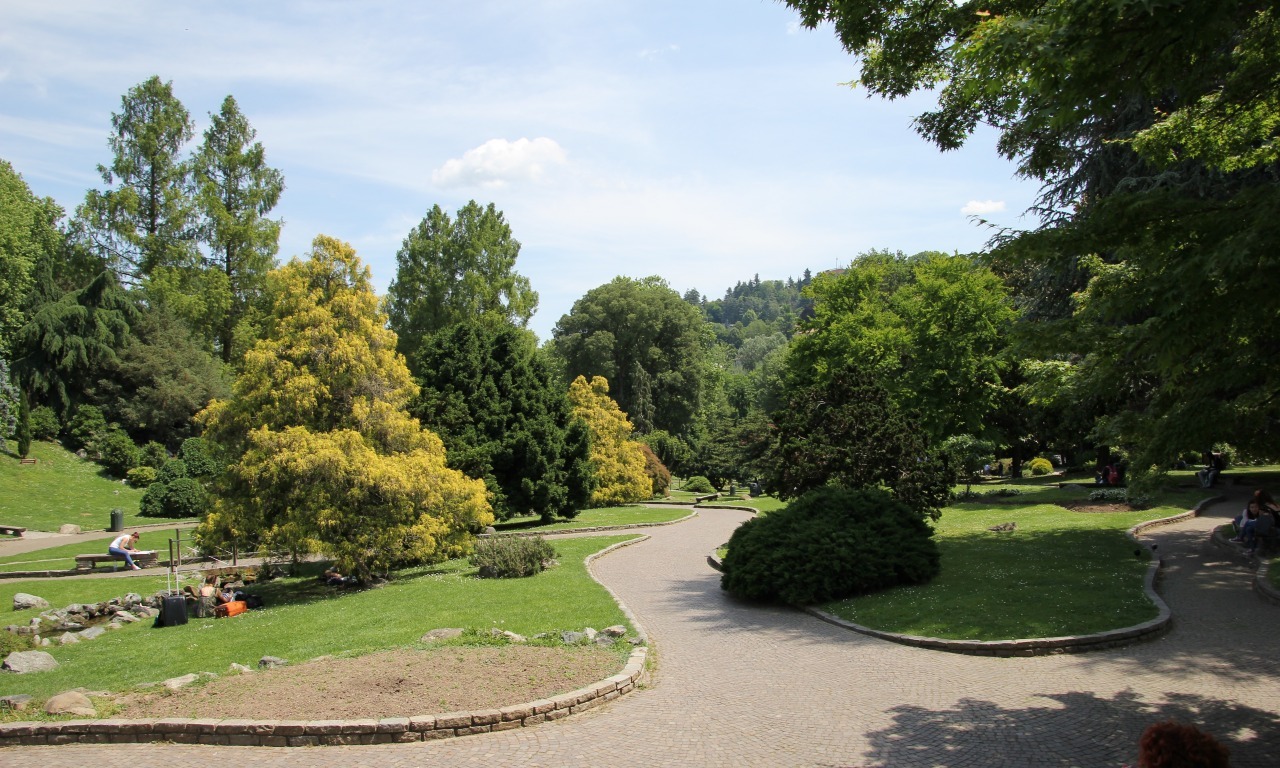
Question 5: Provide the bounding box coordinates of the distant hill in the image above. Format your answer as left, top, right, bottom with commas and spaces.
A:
0, 440, 146, 532
686, 271, 814, 347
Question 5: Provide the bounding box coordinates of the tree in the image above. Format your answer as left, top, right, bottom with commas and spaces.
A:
0, 159, 54, 353
567, 375, 650, 507
768, 364, 949, 521
552, 276, 710, 436
784, 1, 1280, 466
76, 76, 197, 287
192, 95, 284, 363
412, 317, 594, 522
385, 201, 538, 359
198, 235, 491, 580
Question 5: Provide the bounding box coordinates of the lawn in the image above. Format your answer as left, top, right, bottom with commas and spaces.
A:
492, 505, 691, 532
0, 534, 640, 704
0, 527, 194, 573
820, 484, 1201, 641
0, 440, 158, 532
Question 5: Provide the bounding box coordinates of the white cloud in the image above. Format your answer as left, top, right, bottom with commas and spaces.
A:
639, 44, 679, 60
787, 21, 801, 35
961, 199, 1006, 215
432, 137, 569, 189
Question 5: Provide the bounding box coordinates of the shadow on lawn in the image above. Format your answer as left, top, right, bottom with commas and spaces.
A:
857, 690, 1279, 768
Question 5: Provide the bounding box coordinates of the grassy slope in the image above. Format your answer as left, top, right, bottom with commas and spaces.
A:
0, 528, 192, 572
492, 505, 690, 532
0, 441, 150, 532
0, 535, 638, 702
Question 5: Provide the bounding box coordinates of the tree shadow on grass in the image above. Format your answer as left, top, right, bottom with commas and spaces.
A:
856, 690, 1280, 768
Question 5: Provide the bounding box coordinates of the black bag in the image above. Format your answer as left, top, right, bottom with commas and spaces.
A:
157, 594, 188, 627
243, 593, 264, 609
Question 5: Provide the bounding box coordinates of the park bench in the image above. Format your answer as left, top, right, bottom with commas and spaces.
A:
74, 550, 160, 571
0, 525, 27, 537
693, 493, 720, 503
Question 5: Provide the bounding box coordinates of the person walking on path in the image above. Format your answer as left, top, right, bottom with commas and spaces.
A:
107, 531, 143, 570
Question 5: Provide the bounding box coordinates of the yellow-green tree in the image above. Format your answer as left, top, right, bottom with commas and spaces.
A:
567, 375, 650, 507
198, 235, 491, 579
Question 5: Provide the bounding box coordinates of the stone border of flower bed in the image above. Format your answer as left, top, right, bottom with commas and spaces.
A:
707, 499, 1226, 657
0, 537, 654, 748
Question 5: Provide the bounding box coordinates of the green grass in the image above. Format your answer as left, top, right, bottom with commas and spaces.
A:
492, 505, 690, 532
0, 440, 158, 532
0, 528, 193, 573
0, 535, 640, 705
725, 495, 787, 514
821, 498, 1176, 641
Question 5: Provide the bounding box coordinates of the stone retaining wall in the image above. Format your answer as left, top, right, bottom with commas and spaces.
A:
0, 648, 646, 747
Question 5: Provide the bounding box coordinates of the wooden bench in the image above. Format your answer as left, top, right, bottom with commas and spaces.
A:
693, 493, 720, 504
0, 525, 27, 537
75, 551, 160, 571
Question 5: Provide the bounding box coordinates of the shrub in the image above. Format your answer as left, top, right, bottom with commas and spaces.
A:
157, 458, 188, 484
140, 441, 169, 469
1089, 488, 1127, 503
140, 475, 207, 518
681, 475, 715, 494
952, 487, 1024, 501
127, 466, 159, 488
1028, 457, 1054, 476
720, 486, 941, 605
470, 536, 558, 578
638, 443, 671, 497
179, 437, 218, 478
29, 405, 60, 441
96, 426, 141, 477
66, 404, 107, 453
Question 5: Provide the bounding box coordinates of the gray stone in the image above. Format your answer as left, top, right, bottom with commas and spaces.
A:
483, 526, 497, 535
44, 691, 95, 717
162, 673, 199, 691
13, 593, 49, 611
594, 634, 617, 646
57, 632, 81, 645
229, 663, 254, 674
561, 631, 585, 644
602, 625, 628, 637
420, 627, 465, 642
0, 694, 34, 710
113, 612, 140, 623
502, 630, 527, 643
79, 625, 107, 640
583, 627, 598, 640
58, 524, 82, 535
259, 655, 288, 669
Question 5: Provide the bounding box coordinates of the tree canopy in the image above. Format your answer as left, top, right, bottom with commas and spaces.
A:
567, 375, 650, 507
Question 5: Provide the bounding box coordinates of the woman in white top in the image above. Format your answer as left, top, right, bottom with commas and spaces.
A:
108, 531, 142, 570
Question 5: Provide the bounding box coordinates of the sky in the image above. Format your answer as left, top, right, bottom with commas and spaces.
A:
1, 0, 1040, 342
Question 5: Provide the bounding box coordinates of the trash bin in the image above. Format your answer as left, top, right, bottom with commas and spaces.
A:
110, 508, 124, 532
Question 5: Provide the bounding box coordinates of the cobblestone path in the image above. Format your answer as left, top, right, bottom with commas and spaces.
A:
6, 497, 1279, 767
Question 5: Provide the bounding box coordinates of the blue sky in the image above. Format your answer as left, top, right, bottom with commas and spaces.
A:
2, 0, 1039, 341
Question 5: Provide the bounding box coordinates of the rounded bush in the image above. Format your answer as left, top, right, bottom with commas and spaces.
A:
96, 427, 141, 477
29, 406, 60, 441
1028, 457, 1054, 476
140, 441, 169, 470
470, 535, 558, 578
157, 458, 188, 484
140, 476, 207, 518
66, 405, 106, 453
179, 437, 218, 478
127, 466, 159, 488
720, 486, 941, 605
681, 475, 715, 494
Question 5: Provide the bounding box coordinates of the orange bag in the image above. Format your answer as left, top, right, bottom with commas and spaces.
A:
215, 600, 247, 618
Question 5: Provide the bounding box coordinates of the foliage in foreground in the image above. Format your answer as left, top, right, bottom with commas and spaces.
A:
720, 487, 940, 605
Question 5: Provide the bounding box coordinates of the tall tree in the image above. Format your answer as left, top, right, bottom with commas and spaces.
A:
0, 159, 55, 353
76, 76, 198, 287
198, 236, 491, 579
552, 276, 711, 436
191, 95, 284, 363
385, 201, 538, 359
567, 375, 650, 507
412, 317, 593, 522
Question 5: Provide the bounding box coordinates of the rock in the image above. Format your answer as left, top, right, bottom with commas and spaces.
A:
482, 526, 497, 535
561, 631, 585, 645
162, 673, 199, 690
501, 630, 527, 643
133, 606, 159, 618
259, 655, 288, 669
594, 634, 617, 646
0, 694, 34, 711
4, 625, 34, 636
53, 621, 84, 632
58, 524, 82, 535
58, 632, 81, 645
583, 627, 598, 641
113, 612, 140, 624
13, 593, 49, 611
420, 628, 464, 642
229, 663, 254, 674
44, 691, 95, 717
602, 625, 628, 637
79, 626, 107, 640
40, 638, 51, 646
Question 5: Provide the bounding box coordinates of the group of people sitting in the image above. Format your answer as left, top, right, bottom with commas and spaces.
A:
182, 574, 254, 617
1229, 488, 1279, 555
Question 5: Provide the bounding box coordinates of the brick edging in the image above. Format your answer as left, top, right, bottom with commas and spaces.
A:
0, 542, 653, 748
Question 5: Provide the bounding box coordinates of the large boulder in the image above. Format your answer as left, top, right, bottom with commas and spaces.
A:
44, 691, 95, 717
12, 593, 49, 611
3, 650, 59, 674
58, 524, 82, 535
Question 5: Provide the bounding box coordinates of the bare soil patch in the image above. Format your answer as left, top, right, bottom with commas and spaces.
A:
111, 645, 624, 721
1057, 502, 1134, 514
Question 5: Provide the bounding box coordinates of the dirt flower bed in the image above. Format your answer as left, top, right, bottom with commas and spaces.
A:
1057, 502, 1134, 514
111, 645, 624, 721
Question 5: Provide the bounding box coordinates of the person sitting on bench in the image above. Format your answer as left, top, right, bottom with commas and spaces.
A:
108, 531, 143, 570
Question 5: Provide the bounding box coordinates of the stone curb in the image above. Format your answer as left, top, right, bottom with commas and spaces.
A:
0, 540, 655, 749
714, 501, 1226, 657
479, 511, 696, 539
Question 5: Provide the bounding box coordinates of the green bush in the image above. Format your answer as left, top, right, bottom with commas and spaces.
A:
96, 426, 141, 477
140, 475, 207, 518
157, 458, 188, 483
66, 404, 107, 453
140, 441, 169, 469
681, 475, 715, 494
1028, 457, 1054, 476
470, 535, 558, 578
179, 437, 217, 478
29, 405, 60, 440
720, 486, 941, 605
127, 466, 159, 488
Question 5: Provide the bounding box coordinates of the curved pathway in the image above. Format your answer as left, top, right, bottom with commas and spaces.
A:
7, 497, 1280, 767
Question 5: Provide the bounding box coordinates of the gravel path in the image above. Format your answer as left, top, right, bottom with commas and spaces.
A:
6, 496, 1280, 767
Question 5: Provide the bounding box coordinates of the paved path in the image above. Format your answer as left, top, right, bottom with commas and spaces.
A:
7, 497, 1280, 766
